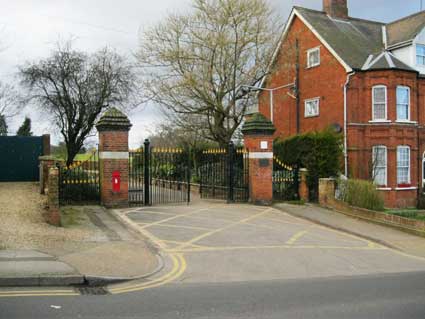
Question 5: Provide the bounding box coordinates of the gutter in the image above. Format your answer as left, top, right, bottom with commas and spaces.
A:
344, 72, 356, 177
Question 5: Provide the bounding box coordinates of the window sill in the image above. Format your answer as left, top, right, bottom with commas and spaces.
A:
304, 114, 319, 118
395, 120, 417, 124
377, 187, 392, 191
306, 64, 320, 69
395, 186, 417, 191
368, 120, 391, 123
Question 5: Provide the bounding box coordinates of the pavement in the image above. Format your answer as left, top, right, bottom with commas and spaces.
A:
0, 208, 160, 287
112, 201, 425, 285
275, 203, 425, 258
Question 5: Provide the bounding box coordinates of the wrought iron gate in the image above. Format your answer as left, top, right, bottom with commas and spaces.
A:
199, 143, 249, 202
272, 155, 299, 201
129, 140, 191, 206
59, 151, 100, 205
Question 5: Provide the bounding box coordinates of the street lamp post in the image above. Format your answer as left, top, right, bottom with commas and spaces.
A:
241, 83, 295, 123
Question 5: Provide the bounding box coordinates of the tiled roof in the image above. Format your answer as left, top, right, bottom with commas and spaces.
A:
387, 11, 425, 48
295, 7, 384, 70
361, 51, 415, 72
291, 7, 424, 72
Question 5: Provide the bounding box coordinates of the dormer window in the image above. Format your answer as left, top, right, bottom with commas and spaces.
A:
417, 45, 425, 66
307, 47, 320, 68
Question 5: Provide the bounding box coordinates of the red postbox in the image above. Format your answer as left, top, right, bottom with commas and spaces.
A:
112, 171, 121, 192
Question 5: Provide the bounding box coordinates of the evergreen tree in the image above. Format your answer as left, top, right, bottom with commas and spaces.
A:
0, 115, 7, 136
16, 117, 33, 136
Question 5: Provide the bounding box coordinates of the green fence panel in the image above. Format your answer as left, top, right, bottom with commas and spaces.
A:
0, 136, 44, 182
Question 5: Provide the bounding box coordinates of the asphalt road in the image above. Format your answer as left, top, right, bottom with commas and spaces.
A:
1, 271, 425, 319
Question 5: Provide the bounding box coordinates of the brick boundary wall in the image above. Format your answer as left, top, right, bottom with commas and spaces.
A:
45, 166, 61, 226
318, 178, 425, 237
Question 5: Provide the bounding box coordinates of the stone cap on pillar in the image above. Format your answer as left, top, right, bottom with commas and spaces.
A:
96, 107, 132, 132
241, 112, 275, 136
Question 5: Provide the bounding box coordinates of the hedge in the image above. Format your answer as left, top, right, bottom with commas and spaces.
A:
274, 128, 343, 201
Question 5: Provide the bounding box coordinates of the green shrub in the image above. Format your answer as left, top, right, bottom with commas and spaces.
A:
338, 179, 384, 211
274, 128, 343, 201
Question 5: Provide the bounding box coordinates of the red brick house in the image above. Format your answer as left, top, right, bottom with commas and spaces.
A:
257, 0, 425, 208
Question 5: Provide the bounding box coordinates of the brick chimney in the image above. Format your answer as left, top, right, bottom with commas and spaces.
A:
323, 0, 348, 19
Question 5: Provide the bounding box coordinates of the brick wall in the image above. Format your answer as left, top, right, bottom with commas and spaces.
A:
244, 135, 274, 205
98, 130, 129, 208
258, 13, 425, 208
347, 71, 423, 208
258, 16, 347, 140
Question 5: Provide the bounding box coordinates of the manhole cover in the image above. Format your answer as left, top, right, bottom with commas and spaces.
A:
75, 286, 109, 295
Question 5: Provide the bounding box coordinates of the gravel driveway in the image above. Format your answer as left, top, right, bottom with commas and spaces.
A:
0, 182, 98, 252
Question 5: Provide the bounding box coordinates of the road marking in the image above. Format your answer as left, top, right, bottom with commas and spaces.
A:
166, 244, 388, 253
145, 223, 212, 231
174, 208, 275, 250
0, 289, 79, 298
109, 253, 186, 294
286, 230, 309, 245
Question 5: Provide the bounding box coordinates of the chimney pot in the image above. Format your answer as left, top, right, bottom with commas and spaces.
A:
323, 0, 348, 19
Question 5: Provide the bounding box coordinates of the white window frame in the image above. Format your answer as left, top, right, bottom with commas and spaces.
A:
397, 145, 411, 186
372, 145, 387, 186
304, 98, 320, 118
372, 85, 388, 121
307, 47, 320, 68
396, 85, 410, 122
416, 44, 425, 66
422, 151, 425, 189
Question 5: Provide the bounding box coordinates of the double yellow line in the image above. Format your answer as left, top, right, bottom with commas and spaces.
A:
0, 289, 79, 298
0, 253, 187, 298
109, 253, 186, 294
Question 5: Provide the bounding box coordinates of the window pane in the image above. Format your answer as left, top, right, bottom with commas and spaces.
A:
397, 147, 410, 184
373, 103, 386, 120
372, 146, 386, 185
397, 168, 409, 184
308, 49, 319, 67
397, 87, 409, 104
397, 104, 408, 120
375, 168, 386, 185
373, 87, 386, 103
305, 100, 319, 117
417, 45, 425, 65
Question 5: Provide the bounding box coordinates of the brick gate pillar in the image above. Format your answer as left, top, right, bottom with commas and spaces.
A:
241, 113, 276, 205
96, 108, 132, 208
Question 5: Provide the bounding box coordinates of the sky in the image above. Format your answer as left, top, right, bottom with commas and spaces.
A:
0, 0, 423, 148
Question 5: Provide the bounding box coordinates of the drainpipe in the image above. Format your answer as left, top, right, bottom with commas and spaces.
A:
344, 72, 356, 177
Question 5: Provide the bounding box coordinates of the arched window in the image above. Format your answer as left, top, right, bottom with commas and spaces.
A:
372, 85, 387, 121
396, 86, 410, 121
372, 145, 387, 186
397, 146, 410, 186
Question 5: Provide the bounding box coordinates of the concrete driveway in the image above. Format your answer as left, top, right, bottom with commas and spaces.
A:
116, 202, 425, 284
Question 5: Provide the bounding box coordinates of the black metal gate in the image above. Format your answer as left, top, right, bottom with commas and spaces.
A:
59, 151, 100, 205
273, 155, 299, 201
199, 143, 249, 202
129, 140, 191, 206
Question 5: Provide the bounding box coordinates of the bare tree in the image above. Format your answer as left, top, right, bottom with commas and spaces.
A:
20, 42, 137, 166
0, 81, 22, 119
137, 0, 281, 146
